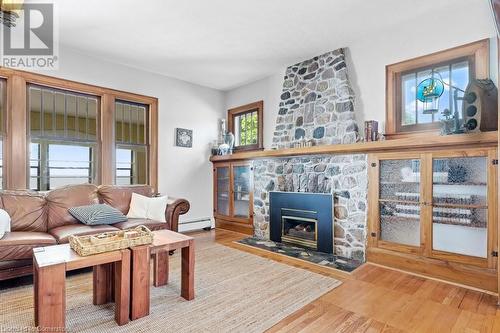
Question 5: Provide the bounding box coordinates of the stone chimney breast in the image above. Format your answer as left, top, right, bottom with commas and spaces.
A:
272, 48, 358, 149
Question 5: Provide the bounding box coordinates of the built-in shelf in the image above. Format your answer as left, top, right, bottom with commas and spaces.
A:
433, 182, 487, 186
210, 132, 497, 162
379, 199, 418, 204
379, 198, 486, 209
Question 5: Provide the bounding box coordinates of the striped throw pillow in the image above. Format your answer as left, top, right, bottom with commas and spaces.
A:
68, 204, 128, 225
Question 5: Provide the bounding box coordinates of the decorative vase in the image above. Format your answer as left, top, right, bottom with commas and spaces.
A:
224, 132, 235, 153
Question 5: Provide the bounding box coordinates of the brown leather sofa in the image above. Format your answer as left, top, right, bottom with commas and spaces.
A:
0, 184, 190, 281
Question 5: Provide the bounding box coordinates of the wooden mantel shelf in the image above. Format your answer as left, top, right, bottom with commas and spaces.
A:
210, 131, 498, 162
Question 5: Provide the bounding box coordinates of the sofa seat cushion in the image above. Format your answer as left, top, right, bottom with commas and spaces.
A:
0, 231, 57, 260
49, 224, 120, 244
113, 218, 168, 231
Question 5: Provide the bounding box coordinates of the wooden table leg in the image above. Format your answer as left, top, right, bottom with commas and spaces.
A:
181, 239, 195, 300
153, 251, 169, 287
93, 263, 113, 305
114, 249, 130, 326
130, 245, 151, 320
34, 262, 66, 331
33, 259, 38, 327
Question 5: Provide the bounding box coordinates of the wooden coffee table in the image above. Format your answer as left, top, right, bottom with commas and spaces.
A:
129, 229, 195, 320
33, 244, 131, 331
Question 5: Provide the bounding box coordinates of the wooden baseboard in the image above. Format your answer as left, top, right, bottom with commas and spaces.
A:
215, 219, 254, 235
367, 247, 497, 292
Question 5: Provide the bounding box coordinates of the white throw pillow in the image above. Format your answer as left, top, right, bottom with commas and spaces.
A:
127, 193, 169, 222
0, 208, 11, 239
127, 193, 149, 219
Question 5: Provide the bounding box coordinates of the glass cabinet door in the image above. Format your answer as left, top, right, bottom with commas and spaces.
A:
232, 164, 251, 219
378, 158, 421, 247
431, 156, 488, 258
216, 166, 230, 216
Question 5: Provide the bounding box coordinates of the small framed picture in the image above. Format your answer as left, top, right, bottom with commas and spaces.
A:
175, 128, 193, 148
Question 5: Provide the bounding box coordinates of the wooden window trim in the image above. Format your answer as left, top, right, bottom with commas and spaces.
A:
0, 67, 158, 191
386, 39, 489, 139
227, 101, 263, 152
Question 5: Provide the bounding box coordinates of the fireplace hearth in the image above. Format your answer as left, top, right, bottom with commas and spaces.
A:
270, 192, 333, 254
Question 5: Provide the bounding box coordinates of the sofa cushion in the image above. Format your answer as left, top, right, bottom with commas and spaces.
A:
98, 185, 153, 215
0, 209, 10, 238
127, 193, 168, 222
0, 231, 57, 260
49, 224, 120, 244
46, 184, 99, 230
113, 218, 168, 232
69, 204, 127, 225
0, 191, 47, 232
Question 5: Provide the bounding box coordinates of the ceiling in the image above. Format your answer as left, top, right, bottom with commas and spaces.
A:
49, 0, 493, 91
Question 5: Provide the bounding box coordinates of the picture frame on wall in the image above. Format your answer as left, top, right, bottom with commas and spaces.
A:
175, 128, 193, 148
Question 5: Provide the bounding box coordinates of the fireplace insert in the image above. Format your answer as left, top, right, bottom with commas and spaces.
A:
270, 192, 333, 253
281, 209, 318, 250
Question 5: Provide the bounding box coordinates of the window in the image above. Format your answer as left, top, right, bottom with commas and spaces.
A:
401, 60, 470, 127
386, 40, 488, 138
0, 69, 158, 191
227, 101, 263, 151
115, 100, 148, 185
28, 85, 99, 190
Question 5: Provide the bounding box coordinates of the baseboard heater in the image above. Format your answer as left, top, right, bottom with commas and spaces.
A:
178, 218, 212, 232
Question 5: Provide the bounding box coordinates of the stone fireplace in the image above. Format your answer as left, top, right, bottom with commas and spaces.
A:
253, 155, 367, 261
251, 47, 368, 262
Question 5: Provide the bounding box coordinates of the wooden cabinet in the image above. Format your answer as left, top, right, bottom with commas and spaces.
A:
213, 162, 254, 235
368, 148, 498, 292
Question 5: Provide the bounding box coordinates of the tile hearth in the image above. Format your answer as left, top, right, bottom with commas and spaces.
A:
237, 237, 362, 273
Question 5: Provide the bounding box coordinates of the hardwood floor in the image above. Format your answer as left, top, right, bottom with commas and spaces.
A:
208, 228, 500, 333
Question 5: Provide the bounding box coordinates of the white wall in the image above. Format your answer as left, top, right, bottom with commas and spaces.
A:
225, 4, 498, 147
224, 72, 284, 150
35, 46, 225, 224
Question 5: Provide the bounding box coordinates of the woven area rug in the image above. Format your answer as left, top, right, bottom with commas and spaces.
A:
0, 242, 341, 333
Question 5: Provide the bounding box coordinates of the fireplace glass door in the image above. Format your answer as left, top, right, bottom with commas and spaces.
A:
281, 215, 317, 250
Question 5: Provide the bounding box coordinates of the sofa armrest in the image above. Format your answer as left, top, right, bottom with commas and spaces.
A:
165, 197, 190, 232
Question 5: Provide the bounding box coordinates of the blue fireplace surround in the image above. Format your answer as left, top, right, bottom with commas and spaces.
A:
269, 191, 333, 254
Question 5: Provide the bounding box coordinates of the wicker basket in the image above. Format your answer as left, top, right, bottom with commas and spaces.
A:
69, 225, 154, 256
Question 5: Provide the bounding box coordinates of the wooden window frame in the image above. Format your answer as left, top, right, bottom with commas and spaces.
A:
0, 78, 6, 189
227, 101, 263, 152
0, 67, 158, 191
386, 39, 489, 139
